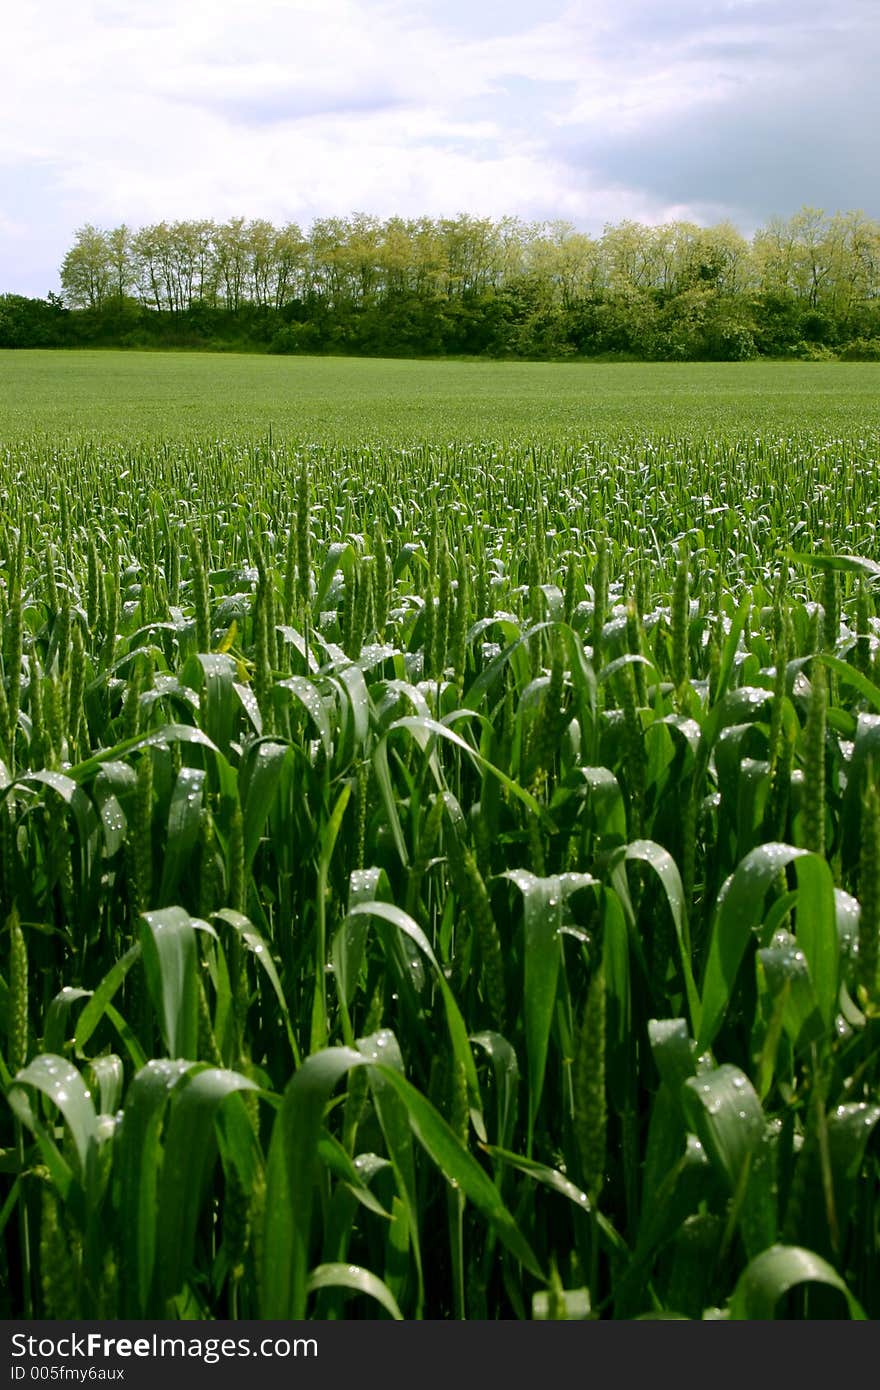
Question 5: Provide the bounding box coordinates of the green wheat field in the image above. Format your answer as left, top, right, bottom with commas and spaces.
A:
2, 350, 880, 1320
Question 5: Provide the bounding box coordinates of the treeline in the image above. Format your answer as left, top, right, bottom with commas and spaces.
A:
3, 209, 880, 360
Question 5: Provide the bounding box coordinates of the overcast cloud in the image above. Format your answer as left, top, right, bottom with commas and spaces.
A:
1, 0, 877, 295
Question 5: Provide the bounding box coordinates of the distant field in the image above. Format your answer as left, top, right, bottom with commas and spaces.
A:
1, 349, 879, 443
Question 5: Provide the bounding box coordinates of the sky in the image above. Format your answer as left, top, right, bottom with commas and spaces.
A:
1, 0, 878, 297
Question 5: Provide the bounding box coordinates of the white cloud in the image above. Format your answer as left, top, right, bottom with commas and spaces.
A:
0, 0, 876, 294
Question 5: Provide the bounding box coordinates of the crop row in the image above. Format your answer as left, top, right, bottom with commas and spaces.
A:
1, 436, 879, 1319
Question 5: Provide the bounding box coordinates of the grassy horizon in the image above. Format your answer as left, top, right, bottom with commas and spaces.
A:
2, 349, 880, 444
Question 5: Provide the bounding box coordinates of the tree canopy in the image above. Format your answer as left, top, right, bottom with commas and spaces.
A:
4, 209, 880, 359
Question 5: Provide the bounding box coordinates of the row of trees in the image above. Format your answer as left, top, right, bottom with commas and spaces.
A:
2, 209, 879, 359
59, 210, 880, 316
